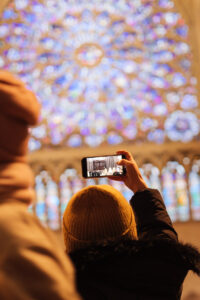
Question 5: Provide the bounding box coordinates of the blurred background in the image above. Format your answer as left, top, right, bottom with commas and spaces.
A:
0, 0, 200, 298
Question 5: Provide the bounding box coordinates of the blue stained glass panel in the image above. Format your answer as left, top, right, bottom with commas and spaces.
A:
35, 173, 47, 225
60, 175, 72, 217
46, 180, 60, 230
162, 162, 189, 221
141, 164, 161, 191
60, 169, 83, 219
162, 169, 177, 221
189, 161, 200, 220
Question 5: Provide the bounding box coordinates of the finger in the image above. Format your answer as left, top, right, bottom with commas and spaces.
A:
116, 150, 133, 161
108, 175, 125, 182
117, 159, 130, 166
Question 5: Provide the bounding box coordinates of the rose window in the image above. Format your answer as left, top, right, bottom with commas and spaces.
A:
0, 0, 199, 151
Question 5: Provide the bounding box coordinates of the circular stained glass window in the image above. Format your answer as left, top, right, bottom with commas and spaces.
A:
0, 0, 199, 149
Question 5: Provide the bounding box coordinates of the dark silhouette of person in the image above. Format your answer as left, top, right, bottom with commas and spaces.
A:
63, 150, 200, 300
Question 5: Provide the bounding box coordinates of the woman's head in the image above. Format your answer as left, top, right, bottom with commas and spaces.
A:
63, 184, 137, 253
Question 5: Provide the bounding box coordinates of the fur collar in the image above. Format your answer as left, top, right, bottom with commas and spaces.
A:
69, 239, 200, 275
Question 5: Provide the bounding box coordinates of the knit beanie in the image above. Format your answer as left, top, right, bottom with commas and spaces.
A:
0, 70, 40, 204
63, 184, 137, 253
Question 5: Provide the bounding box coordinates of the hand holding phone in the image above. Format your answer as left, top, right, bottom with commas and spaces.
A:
81, 154, 126, 178
109, 150, 148, 193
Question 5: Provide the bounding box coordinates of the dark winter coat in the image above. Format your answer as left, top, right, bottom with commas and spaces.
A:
70, 189, 200, 300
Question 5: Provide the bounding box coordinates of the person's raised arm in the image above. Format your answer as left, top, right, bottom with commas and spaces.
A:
110, 150, 178, 241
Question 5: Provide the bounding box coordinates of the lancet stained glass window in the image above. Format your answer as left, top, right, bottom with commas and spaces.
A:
35, 170, 60, 229
140, 163, 161, 191
189, 160, 200, 221
162, 161, 189, 221
60, 168, 83, 218
46, 178, 60, 230
35, 172, 47, 225
0, 0, 199, 150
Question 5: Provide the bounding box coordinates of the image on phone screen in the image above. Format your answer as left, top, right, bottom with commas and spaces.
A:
82, 155, 125, 178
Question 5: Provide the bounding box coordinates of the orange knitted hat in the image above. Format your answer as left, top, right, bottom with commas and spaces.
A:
0, 70, 40, 204
63, 185, 137, 253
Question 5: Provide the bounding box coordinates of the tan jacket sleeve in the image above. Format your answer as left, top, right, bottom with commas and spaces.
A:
0, 202, 82, 300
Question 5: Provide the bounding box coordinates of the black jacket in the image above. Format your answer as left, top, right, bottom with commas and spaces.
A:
70, 189, 200, 300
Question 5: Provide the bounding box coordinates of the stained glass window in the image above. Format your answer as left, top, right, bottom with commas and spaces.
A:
119, 182, 133, 200
140, 163, 161, 191
189, 160, 200, 220
1, 0, 198, 226
98, 177, 109, 186
98, 177, 133, 200
46, 178, 60, 230
0, 0, 199, 150
162, 161, 189, 221
35, 171, 48, 226
60, 168, 83, 217
35, 170, 60, 229
34, 159, 200, 229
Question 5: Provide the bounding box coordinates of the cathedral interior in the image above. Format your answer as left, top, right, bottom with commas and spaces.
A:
0, 0, 200, 298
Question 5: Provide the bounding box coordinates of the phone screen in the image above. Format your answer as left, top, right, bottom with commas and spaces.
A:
82, 154, 126, 178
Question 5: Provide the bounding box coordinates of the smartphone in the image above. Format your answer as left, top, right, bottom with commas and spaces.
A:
81, 154, 126, 178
